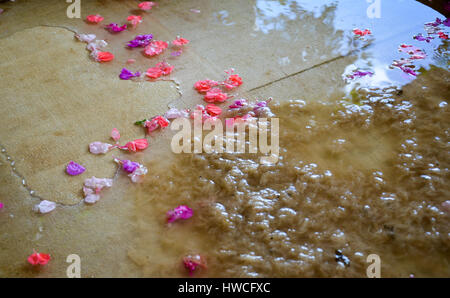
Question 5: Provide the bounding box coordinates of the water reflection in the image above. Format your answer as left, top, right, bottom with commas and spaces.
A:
251, 0, 448, 94
213, 10, 236, 26
253, 0, 302, 34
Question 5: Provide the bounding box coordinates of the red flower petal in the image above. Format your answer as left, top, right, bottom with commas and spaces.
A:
156, 62, 174, 75
172, 37, 190, 46
223, 74, 243, 90
438, 32, 449, 39
86, 14, 104, 24
27, 252, 51, 266
155, 116, 169, 128
125, 141, 137, 152
146, 67, 163, 79
37, 253, 51, 265
206, 104, 222, 116
97, 51, 114, 62
146, 62, 174, 79
27, 253, 39, 265
353, 28, 371, 36
125, 139, 149, 151
134, 139, 149, 150
204, 88, 228, 103
194, 80, 219, 93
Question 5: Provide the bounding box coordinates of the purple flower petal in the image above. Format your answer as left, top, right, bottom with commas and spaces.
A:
170, 50, 182, 57
167, 205, 193, 223
119, 68, 140, 80
66, 161, 86, 176
400, 66, 417, 76
255, 101, 268, 108
127, 34, 153, 47
347, 70, 374, 79
444, 18, 450, 27
106, 23, 127, 33
426, 18, 443, 27
229, 99, 247, 109
122, 160, 140, 173
413, 33, 433, 43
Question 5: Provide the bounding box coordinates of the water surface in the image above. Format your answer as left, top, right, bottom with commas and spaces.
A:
0, 0, 448, 277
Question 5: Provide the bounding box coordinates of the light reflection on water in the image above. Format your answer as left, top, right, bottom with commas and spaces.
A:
253, 0, 302, 34
251, 0, 448, 93
213, 10, 236, 26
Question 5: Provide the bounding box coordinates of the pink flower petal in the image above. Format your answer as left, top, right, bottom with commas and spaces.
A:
167, 205, 193, 223
111, 128, 121, 141
139, 1, 156, 11
183, 254, 206, 275
127, 15, 143, 28
144, 40, 168, 57
204, 88, 228, 103
145, 116, 170, 133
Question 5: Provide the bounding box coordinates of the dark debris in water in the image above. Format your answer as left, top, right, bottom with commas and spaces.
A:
335, 249, 350, 267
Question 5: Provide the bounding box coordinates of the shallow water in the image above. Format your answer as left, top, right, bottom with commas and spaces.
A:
129, 70, 450, 277
0, 0, 449, 277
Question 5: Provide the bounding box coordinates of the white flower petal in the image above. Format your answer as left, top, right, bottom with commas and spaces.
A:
34, 200, 56, 214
